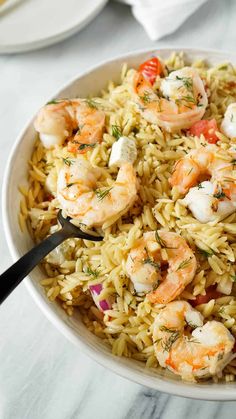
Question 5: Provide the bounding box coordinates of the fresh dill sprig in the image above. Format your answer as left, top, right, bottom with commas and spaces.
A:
155, 230, 177, 249
152, 280, 160, 291
217, 352, 224, 361
161, 331, 179, 352
85, 267, 100, 278
78, 143, 96, 151
177, 95, 195, 104
139, 91, 152, 103
155, 230, 166, 248
159, 326, 179, 333
176, 258, 192, 271
218, 307, 225, 315
111, 124, 122, 140
219, 65, 228, 71
85, 98, 99, 109
62, 157, 75, 166
175, 75, 193, 90
187, 167, 193, 176
95, 187, 113, 201
46, 99, 59, 105
213, 191, 226, 199
143, 257, 160, 270
199, 248, 214, 258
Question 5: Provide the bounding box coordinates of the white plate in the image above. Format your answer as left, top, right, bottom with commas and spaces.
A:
0, 0, 107, 54
3, 48, 236, 400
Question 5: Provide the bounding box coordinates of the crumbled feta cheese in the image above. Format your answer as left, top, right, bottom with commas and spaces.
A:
109, 136, 137, 167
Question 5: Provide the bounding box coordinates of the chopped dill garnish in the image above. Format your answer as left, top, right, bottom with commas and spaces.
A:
198, 248, 214, 258
85, 98, 98, 109
95, 187, 113, 201
218, 306, 225, 315
196, 92, 203, 107
111, 124, 122, 140
152, 281, 160, 291
176, 258, 192, 271
159, 326, 179, 333
213, 191, 226, 199
187, 167, 193, 176
46, 99, 59, 105
66, 183, 75, 188
78, 143, 96, 151
230, 114, 235, 122
155, 230, 177, 249
231, 275, 236, 282
197, 183, 204, 189
176, 75, 193, 90
85, 267, 100, 278
179, 95, 195, 104
139, 91, 151, 103
217, 352, 224, 361
162, 331, 179, 352
62, 157, 75, 166
219, 65, 228, 71
143, 257, 160, 270
155, 230, 166, 248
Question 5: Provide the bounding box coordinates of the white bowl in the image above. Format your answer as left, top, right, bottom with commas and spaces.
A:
3, 48, 236, 400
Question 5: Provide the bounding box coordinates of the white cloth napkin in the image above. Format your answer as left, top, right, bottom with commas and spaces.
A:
118, 0, 208, 41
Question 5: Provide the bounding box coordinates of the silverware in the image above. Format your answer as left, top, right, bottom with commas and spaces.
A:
0, 210, 103, 304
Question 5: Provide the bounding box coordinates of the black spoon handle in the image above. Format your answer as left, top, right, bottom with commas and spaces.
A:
0, 228, 71, 305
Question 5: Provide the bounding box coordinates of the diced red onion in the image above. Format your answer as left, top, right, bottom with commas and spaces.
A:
89, 283, 113, 312
89, 283, 103, 295
99, 299, 111, 311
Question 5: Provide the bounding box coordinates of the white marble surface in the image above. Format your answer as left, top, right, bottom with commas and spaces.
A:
1, 1, 236, 418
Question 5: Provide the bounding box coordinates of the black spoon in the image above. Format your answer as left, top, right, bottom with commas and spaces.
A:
0, 210, 103, 305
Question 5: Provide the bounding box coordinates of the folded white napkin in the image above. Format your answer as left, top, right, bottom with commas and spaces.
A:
118, 0, 208, 41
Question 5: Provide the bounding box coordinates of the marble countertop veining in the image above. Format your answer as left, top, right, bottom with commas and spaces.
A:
1, 1, 236, 418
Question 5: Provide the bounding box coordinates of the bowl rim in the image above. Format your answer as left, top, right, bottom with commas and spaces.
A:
3, 46, 236, 400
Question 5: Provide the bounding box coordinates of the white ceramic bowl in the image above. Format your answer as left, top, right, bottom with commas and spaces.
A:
3, 48, 236, 400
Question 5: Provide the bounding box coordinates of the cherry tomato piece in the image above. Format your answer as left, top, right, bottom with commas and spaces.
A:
139, 57, 162, 85
189, 119, 219, 144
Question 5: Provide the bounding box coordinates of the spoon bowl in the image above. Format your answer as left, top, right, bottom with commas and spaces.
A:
0, 210, 103, 304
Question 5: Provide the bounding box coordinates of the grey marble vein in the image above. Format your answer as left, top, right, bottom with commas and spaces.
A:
125, 390, 170, 419
1, 1, 236, 418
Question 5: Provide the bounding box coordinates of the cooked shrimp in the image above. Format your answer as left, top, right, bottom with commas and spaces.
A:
57, 158, 138, 228
126, 231, 197, 303
153, 301, 235, 381
34, 99, 105, 151
182, 180, 236, 223
221, 103, 236, 139
133, 67, 208, 133
170, 145, 236, 222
